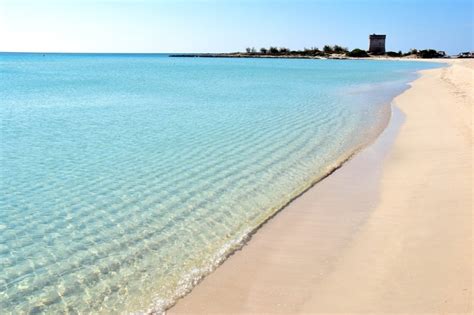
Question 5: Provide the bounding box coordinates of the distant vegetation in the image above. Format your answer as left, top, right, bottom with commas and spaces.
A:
303, 47, 325, 56
416, 49, 446, 58
386, 51, 403, 57
171, 47, 452, 60
347, 49, 369, 57
320, 45, 348, 54
405, 48, 418, 56
269, 47, 280, 54
241, 45, 447, 59
245, 45, 349, 57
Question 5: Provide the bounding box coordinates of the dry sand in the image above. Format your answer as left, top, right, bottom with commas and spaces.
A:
169, 59, 473, 314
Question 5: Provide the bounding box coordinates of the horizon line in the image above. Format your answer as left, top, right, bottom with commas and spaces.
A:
1, 50, 466, 56
0, 51, 203, 54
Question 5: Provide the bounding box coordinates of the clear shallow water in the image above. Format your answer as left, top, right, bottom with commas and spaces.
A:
0, 54, 438, 313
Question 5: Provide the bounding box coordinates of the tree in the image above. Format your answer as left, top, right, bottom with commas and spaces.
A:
323, 45, 333, 54
260, 47, 268, 54
386, 51, 402, 57
333, 45, 348, 54
269, 46, 279, 54
417, 49, 444, 58
346, 48, 369, 57
245, 47, 251, 53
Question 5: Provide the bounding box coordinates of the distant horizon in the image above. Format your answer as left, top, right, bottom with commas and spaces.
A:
1, 0, 472, 55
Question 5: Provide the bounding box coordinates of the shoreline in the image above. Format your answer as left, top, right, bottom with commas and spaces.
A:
147, 74, 396, 314
168, 59, 472, 314
169, 52, 457, 61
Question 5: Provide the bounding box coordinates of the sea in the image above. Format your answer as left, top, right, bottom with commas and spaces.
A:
0, 53, 439, 313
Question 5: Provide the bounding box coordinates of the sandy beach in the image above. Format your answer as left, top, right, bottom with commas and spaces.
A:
169, 59, 473, 314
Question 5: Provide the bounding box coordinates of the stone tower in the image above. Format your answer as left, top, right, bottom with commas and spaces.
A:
369, 34, 386, 54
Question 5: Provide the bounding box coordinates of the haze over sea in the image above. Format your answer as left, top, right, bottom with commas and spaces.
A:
0, 54, 438, 313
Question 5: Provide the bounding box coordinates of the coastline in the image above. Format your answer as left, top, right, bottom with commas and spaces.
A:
169, 52, 455, 61
168, 59, 472, 314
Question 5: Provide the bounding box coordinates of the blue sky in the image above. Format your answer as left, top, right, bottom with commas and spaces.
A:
0, 0, 472, 54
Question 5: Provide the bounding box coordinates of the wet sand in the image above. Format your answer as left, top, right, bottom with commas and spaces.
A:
169, 59, 473, 314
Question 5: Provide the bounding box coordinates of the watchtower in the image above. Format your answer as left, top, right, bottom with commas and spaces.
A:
369, 34, 386, 54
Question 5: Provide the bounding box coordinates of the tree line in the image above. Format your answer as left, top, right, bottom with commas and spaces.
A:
244, 46, 446, 58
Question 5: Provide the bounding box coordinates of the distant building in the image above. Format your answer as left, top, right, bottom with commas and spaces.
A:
369, 34, 386, 54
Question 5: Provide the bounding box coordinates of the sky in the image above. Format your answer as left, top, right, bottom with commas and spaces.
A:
0, 0, 472, 54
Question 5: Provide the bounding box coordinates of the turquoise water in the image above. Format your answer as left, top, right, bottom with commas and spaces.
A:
0, 54, 438, 313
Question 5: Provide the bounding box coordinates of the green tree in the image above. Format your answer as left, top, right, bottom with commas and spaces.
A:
323, 45, 333, 54
386, 51, 402, 57
269, 46, 279, 54
346, 48, 369, 57
333, 45, 348, 54
417, 49, 444, 58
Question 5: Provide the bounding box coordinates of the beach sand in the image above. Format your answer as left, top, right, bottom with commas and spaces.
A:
168, 59, 473, 314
